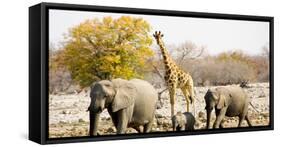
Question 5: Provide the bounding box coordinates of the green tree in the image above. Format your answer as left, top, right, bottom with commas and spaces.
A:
54, 16, 154, 87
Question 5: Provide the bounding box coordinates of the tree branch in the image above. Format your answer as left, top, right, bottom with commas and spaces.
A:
152, 64, 164, 80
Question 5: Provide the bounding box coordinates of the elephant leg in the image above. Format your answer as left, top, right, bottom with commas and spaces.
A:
219, 119, 224, 128
143, 121, 153, 133
240, 104, 251, 127
181, 87, 191, 112
238, 115, 245, 127
245, 114, 252, 127
238, 109, 248, 127
206, 109, 212, 129
116, 110, 129, 134
169, 85, 176, 117
217, 113, 224, 129
213, 108, 227, 129
189, 125, 195, 130
108, 111, 118, 129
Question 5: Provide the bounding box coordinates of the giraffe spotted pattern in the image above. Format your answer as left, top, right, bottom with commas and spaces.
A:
153, 31, 195, 117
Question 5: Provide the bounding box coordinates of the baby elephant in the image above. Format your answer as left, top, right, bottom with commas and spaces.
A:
172, 112, 195, 131
204, 86, 252, 129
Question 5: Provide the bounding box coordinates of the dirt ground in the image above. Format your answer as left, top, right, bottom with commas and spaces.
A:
49, 83, 270, 138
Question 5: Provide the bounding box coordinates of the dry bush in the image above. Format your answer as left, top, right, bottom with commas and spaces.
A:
174, 41, 205, 65
143, 72, 164, 88
49, 68, 72, 94
250, 56, 269, 82
182, 57, 257, 86
145, 48, 268, 87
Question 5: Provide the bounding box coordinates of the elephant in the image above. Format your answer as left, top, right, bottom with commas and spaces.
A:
204, 86, 253, 129
88, 78, 158, 136
172, 112, 195, 131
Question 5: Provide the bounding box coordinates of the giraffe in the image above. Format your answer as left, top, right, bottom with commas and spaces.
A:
153, 31, 195, 117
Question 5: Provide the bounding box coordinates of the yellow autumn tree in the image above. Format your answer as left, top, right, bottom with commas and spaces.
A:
53, 16, 154, 87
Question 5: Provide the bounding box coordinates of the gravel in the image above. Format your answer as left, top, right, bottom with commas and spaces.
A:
49, 83, 270, 138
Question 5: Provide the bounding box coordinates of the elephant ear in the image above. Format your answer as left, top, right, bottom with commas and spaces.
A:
111, 80, 136, 112
217, 93, 226, 109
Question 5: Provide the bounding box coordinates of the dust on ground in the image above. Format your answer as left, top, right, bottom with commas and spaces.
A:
49, 83, 270, 138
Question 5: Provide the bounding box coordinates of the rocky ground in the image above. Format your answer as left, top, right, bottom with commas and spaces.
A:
49, 83, 270, 138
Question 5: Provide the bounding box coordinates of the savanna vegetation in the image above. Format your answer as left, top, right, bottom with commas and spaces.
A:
48, 16, 270, 137
49, 16, 154, 93
49, 16, 269, 94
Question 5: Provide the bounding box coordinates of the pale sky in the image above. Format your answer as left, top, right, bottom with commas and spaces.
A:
49, 9, 269, 55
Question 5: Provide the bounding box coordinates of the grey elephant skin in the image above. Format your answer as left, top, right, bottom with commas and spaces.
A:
204, 86, 252, 129
172, 112, 195, 131
88, 78, 158, 136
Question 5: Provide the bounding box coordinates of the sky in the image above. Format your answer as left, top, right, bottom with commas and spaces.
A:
49, 9, 269, 55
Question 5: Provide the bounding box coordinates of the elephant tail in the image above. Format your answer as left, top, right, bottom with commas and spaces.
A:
249, 102, 261, 113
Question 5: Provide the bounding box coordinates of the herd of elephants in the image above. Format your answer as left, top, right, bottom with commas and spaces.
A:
87, 31, 256, 136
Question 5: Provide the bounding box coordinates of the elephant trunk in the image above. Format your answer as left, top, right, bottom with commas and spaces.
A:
89, 111, 100, 136
206, 109, 211, 129
172, 123, 176, 131
171, 117, 177, 131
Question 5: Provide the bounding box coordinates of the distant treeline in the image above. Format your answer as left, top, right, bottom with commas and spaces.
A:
147, 45, 269, 87
48, 16, 269, 94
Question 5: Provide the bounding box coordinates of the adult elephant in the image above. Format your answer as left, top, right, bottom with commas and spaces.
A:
88, 78, 158, 136
204, 86, 252, 129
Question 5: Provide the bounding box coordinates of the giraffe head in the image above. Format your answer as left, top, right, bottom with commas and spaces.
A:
153, 31, 164, 44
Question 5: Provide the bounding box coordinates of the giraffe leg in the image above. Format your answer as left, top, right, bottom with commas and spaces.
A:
187, 79, 195, 104
187, 81, 196, 115
169, 86, 176, 117
181, 87, 191, 112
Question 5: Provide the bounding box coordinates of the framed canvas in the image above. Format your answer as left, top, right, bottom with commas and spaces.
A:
29, 2, 274, 144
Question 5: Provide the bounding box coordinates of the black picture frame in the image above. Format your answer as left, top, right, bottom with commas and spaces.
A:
29, 2, 274, 144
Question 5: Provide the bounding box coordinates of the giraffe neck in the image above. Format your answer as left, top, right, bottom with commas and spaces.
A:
157, 39, 172, 65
